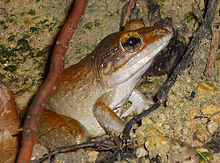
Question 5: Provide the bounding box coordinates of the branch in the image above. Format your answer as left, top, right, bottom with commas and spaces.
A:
156, 0, 219, 101
120, 0, 137, 29
33, 137, 121, 162
17, 1, 88, 162
123, 0, 219, 140
34, 141, 106, 163
204, 25, 220, 76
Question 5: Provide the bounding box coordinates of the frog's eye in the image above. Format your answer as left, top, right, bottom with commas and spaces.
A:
120, 32, 141, 53
126, 37, 139, 47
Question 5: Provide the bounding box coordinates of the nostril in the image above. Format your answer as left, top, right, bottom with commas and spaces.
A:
162, 26, 172, 33
154, 26, 172, 35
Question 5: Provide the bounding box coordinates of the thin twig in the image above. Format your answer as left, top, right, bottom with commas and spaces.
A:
123, 103, 161, 140
120, 0, 137, 29
33, 138, 121, 163
17, 1, 88, 163
33, 141, 106, 163
193, 0, 204, 23
204, 25, 220, 77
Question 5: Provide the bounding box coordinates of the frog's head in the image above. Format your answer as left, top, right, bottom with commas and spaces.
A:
92, 20, 172, 88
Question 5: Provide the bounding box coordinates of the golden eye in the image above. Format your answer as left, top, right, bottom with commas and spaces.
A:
120, 32, 141, 53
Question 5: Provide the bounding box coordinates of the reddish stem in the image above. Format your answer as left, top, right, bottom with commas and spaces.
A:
17, 1, 88, 162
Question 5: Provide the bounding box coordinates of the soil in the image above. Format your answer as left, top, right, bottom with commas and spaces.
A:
0, 0, 220, 162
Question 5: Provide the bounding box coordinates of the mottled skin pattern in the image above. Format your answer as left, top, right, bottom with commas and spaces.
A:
47, 20, 172, 138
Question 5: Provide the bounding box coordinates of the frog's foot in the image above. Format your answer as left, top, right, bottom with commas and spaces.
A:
121, 89, 154, 118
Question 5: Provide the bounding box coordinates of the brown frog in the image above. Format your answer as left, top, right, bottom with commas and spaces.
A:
37, 20, 172, 149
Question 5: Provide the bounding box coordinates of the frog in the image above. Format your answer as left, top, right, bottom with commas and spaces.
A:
37, 20, 172, 149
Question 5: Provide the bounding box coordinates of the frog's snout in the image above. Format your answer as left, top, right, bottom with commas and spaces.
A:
153, 26, 172, 36
163, 26, 173, 35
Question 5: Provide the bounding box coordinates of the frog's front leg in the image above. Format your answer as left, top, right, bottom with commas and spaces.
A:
121, 89, 154, 118
93, 92, 125, 136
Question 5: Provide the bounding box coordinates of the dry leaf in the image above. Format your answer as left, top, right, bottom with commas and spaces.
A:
0, 84, 20, 163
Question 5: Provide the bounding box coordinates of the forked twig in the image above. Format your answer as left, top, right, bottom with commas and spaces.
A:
120, 0, 137, 29
204, 25, 220, 77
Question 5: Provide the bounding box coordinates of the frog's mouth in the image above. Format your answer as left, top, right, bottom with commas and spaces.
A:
107, 33, 172, 88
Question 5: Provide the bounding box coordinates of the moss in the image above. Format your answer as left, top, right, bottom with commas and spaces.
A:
36, 46, 50, 57
197, 147, 212, 163
17, 38, 31, 52
28, 9, 35, 16
3, 65, 17, 72
83, 22, 94, 30
0, 21, 8, 29
94, 19, 102, 27
184, 12, 198, 23
0, 44, 16, 64
30, 26, 39, 33
8, 35, 16, 41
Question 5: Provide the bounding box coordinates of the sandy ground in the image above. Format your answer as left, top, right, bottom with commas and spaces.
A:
0, 0, 220, 162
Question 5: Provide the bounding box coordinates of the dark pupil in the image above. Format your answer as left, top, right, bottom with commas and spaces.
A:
126, 37, 139, 47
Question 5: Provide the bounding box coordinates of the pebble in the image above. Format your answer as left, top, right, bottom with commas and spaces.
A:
207, 121, 219, 135
136, 147, 148, 158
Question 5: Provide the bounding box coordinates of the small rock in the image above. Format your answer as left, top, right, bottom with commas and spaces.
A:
207, 121, 219, 135
136, 147, 148, 158
200, 104, 220, 122
55, 149, 89, 163
31, 143, 48, 162
197, 81, 220, 96
168, 139, 199, 163
201, 104, 220, 115
87, 151, 99, 162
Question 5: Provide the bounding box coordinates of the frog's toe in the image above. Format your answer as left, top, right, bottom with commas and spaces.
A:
121, 100, 153, 118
